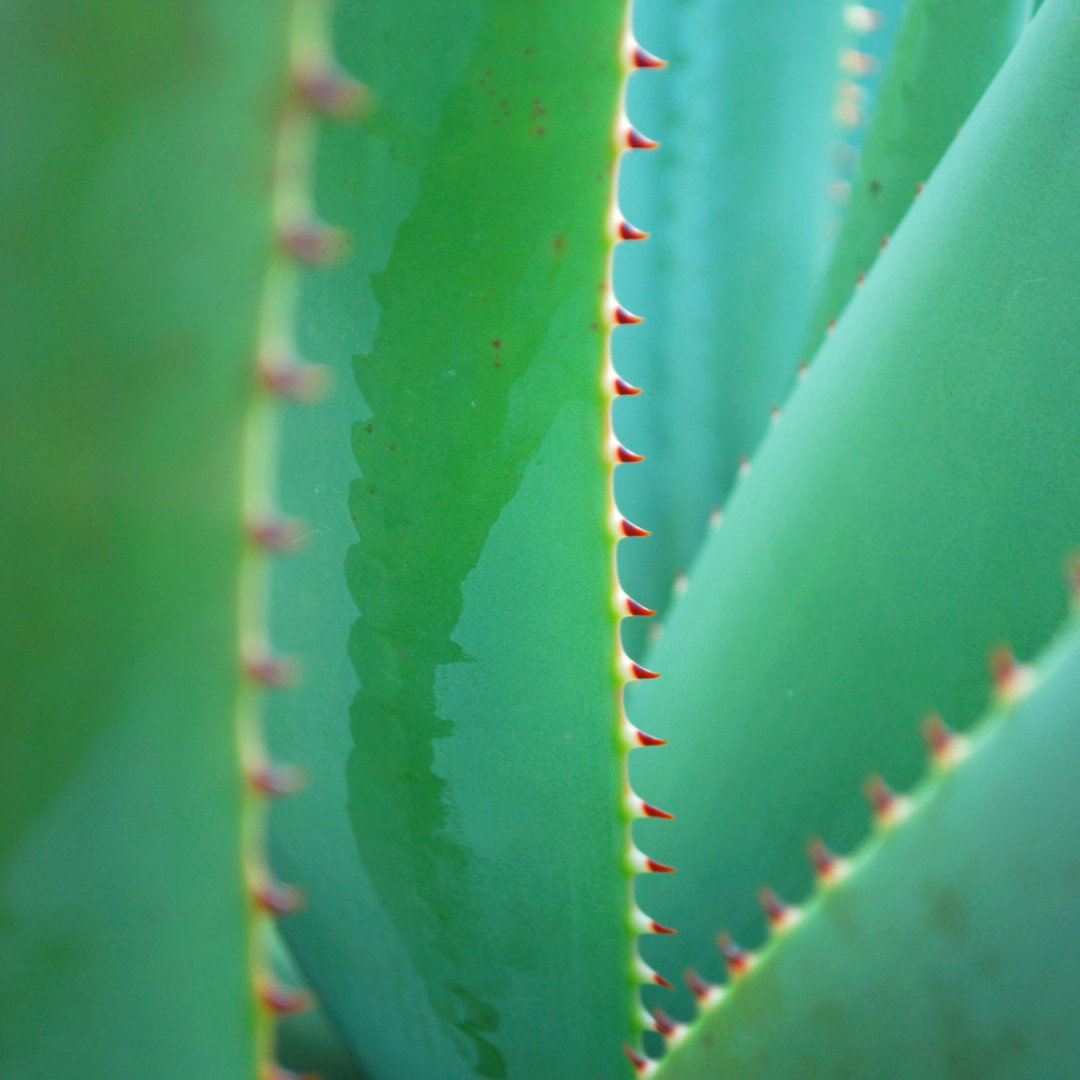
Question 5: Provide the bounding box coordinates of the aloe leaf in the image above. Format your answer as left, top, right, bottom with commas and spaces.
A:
650, 607, 1080, 1078
615, 0, 850, 654
631, 0, 1080, 1022
801, 0, 1031, 362
0, 2, 295, 1076
266, 3, 662, 1077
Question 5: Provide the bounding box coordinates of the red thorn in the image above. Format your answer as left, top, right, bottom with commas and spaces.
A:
615, 304, 645, 325
633, 44, 668, 69
247, 761, 307, 797
827, 316, 837, 334
880, 233, 891, 250
1066, 552, 1080, 599
254, 878, 305, 915
621, 518, 651, 538
645, 857, 675, 874
244, 653, 300, 689
295, 63, 369, 119
258, 980, 313, 1016
247, 515, 304, 553
856, 270, 866, 287
619, 219, 650, 241
624, 1045, 651, 1075
915, 180, 925, 196
280, 220, 348, 266
635, 728, 666, 747
617, 444, 645, 463
758, 886, 791, 928
717, 933, 753, 978
641, 799, 675, 820
990, 645, 1019, 693
651, 972, 674, 989
650, 920, 677, 935
259, 358, 330, 403
922, 712, 958, 760
864, 775, 900, 821
652, 1008, 678, 1037
626, 597, 656, 618
626, 126, 660, 150
630, 661, 660, 680
685, 968, 714, 1002
807, 837, 843, 880
614, 376, 642, 396
263, 1066, 320, 1080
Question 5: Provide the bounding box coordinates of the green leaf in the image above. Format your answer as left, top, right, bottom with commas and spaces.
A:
653, 606, 1080, 1079
266, 2, 653, 1077
615, 0, 850, 653
801, 0, 1031, 362
631, 0, 1080, 1023
0, 2, 292, 1075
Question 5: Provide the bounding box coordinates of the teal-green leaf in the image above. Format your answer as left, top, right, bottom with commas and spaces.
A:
0, 2, 292, 1075
267, 3, 647, 1078
802, 0, 1031, 362
614, 0, 850, 656
631, 0, 1080, 1022
653, 608, 1080, 1078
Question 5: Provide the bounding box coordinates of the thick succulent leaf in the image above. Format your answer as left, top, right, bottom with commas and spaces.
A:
801, 0, 1031, 361
631, 0, 1080, 1021
615, 0, 849, 656
652, 610, 1080, 1079
0, 2, 291, 1076
267, 3, 653, 1078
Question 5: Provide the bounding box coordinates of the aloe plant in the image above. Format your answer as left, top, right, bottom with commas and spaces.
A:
4, 0, 1080, 1078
